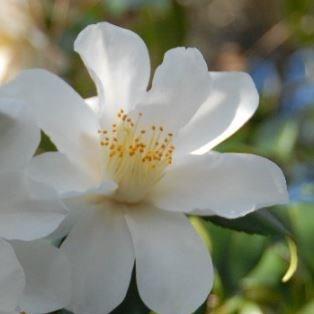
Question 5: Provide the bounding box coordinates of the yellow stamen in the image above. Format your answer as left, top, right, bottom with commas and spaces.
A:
98, 109, 175, 203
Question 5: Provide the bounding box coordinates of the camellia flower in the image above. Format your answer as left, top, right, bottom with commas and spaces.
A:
0, 22, 289, 314
0, 98, 71, 313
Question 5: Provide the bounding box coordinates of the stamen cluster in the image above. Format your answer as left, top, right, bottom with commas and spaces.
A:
98, 109, 175, 203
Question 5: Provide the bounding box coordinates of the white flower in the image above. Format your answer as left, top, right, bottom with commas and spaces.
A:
0, 22, 289, 314
0, 98, 71, 313
0, 238, 24, 314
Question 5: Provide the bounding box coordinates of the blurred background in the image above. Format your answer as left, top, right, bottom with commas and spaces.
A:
0, 1, 313, 313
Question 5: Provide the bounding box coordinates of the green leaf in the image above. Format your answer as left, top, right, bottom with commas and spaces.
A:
38, 131, 57, 152
204, 220, 267, 295
205, 209, 299, 283
289, 204, 314, 272
205, 208, 292, 239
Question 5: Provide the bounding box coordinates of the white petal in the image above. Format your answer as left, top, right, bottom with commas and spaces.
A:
75, 22, 150, 120
45, 192, 97, 243
0, 69, 102, 178
0, 171, 66, 240
175, 72, 259, 155
11, 240, 71, 313
148, 153, 288, 218
61, 203, 134, 314
45, 185, 119, 243
85, 96, 100, 115
0, 239, 25, 312
125, 205, 213, 314
0, 98, 40, 172
28, 152, 99, 197
133, 48, 210, 132
46, 198, 84, 242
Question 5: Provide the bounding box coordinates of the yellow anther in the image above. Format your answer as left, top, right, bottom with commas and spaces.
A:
99, 108, 175, 203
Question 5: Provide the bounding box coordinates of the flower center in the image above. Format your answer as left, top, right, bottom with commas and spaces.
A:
98, 109, 174, 203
